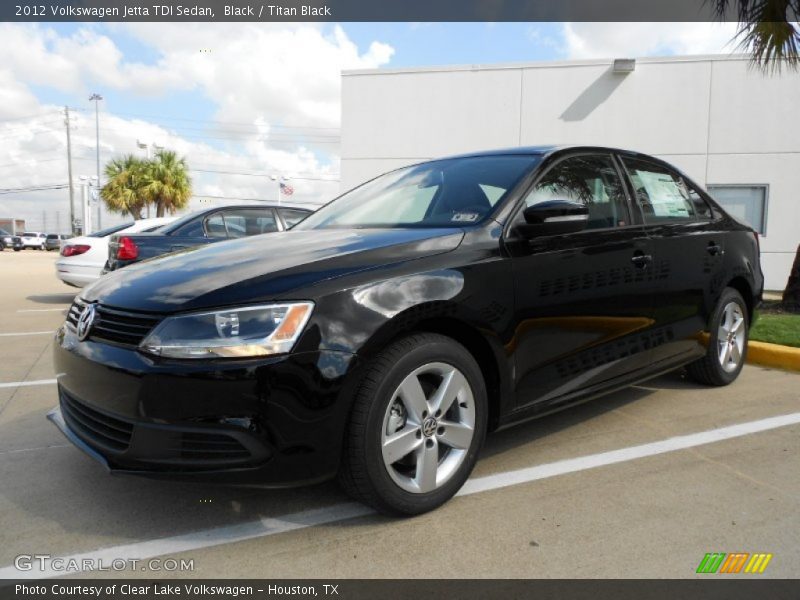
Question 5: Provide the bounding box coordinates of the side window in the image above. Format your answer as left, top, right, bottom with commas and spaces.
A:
621, 157, 697, 224
205, 214, 228, 239
524, 154, 630, 229
221, 209, 278, 239
173, 217, 206, 237
686, 182, 715, 220
279, 209, 309, 228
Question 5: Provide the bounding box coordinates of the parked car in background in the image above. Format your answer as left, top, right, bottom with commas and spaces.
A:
56, 218, 176, 288
21, 232, 47, 250
0, 228, 22, 251
50, 146, 762, 516
104, 205, 312, 272
45, 234, 71, 251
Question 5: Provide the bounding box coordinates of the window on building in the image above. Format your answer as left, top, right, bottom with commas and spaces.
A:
707, 185, 768, 234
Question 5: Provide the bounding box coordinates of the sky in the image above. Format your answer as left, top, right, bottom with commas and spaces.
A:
0, 21, 742, 232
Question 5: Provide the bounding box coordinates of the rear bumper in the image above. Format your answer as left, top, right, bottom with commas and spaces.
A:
51, 325, 360, 485
55, 262, 102, 287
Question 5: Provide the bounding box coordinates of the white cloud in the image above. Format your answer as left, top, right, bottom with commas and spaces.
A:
562, 22, 741, 60
0, 23, 394, 231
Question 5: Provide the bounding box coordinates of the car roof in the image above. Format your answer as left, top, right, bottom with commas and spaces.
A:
441, 144, 660, 161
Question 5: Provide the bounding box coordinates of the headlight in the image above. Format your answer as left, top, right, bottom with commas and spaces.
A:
139, 302, 314, 359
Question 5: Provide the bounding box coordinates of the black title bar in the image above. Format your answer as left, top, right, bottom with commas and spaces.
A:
3, 0, 753, 22
3, 580, 800, 600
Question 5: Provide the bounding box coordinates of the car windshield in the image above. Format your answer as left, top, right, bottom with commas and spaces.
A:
295, 155, 541, 230
88, 222, 134, 238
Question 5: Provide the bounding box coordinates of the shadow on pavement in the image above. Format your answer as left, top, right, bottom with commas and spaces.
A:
26, 293, 77, 305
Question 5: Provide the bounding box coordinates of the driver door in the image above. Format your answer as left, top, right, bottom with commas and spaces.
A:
507, 153, 657, 412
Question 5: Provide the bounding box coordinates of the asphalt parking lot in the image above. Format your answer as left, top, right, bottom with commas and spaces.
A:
0, 250, 798, 579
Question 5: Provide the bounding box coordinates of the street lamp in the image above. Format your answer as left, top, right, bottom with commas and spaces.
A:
136, 140, 164, 218
78, 175, 98, 235
89, 93, 103, 228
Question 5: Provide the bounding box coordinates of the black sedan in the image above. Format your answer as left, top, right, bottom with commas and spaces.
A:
104, 204, 312, 271
50, 146, 762, 515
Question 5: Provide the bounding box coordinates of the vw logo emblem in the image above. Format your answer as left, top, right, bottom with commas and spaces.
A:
421, 416, 438, 438
76, 304, 97, 341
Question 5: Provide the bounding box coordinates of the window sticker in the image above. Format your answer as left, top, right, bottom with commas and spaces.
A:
636, 170, 691, 217
451, 212, 480, 222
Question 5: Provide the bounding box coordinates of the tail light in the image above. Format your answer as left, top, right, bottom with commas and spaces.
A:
60, 244, 90, 257
116, 236, 139, 260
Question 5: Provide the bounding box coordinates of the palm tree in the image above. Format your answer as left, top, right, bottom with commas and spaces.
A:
709, 2, 800, 308
100, 155, 148, 220
710, 0, 799, 72
141, 150, 192, 217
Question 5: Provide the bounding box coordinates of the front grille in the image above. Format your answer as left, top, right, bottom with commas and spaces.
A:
175, 432, 251, 462
67, 300, 160, 347
60, 390, 133, 453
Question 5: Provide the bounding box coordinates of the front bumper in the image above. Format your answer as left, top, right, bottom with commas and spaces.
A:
51, 325, 359, 485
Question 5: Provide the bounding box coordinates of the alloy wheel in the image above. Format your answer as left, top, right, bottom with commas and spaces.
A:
380, 362, 475, 494
717, 301, 745, 373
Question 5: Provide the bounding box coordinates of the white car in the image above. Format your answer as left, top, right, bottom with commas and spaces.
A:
55, 218, 176, 288
21, 232, 47, 250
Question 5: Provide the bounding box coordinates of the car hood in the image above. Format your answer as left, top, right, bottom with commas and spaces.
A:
82, 228, 464, 312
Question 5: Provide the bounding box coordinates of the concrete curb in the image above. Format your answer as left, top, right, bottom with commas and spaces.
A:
747, 340, 800, 372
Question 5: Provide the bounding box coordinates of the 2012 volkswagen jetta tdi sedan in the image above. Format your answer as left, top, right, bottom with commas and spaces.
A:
50, 146, 762, 515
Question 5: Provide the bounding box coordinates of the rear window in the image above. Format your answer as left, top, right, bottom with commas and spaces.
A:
89, 222, 134, 238
280, 208, 311, 228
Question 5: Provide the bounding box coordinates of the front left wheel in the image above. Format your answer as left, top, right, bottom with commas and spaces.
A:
339, 333, 487, 516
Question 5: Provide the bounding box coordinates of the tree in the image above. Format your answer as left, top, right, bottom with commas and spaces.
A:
710, 0, 799, 72
709, 1, 800, 309
100, 155, 148, 219
141, 150, 192, 217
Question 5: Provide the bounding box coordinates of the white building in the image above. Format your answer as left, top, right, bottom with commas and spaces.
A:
341, 54, 800, 291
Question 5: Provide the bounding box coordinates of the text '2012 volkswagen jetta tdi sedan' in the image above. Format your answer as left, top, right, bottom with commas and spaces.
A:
50, 146, 763, 515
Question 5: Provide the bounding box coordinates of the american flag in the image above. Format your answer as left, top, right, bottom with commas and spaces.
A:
280, 182, 294, 196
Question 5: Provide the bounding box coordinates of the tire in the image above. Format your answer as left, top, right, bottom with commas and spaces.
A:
13, 248, 20, 252
687, 287, 749, 386
338, 333, 487, 516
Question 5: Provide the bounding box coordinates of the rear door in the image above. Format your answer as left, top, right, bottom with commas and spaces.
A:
618, 154, 728, 365
508, 152, 657, 412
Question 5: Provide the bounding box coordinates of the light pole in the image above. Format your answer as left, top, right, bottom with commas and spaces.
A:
89, 93, 103, 228
78, 175, 98, 235
136, 140, 163, 218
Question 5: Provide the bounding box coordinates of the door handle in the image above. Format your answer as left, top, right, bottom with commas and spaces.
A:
707, 242, 724, 256
631, 252, 652, 268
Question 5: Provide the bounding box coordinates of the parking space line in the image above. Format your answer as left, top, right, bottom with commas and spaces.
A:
0, 379, 56, 389
16, 308, 67, 313
457, 411, 800, 496
2, 411, 798, 580
0, 331, 53, 337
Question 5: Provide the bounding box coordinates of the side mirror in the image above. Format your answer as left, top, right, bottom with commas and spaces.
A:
516, 200, 589, 238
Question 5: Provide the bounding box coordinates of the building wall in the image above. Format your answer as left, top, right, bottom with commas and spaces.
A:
341, 55, 800, 290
